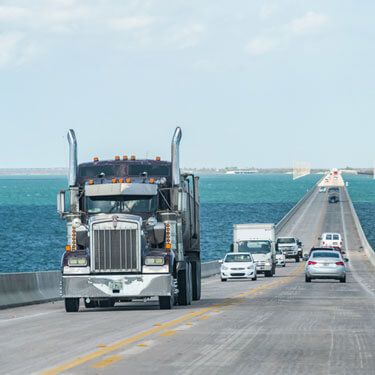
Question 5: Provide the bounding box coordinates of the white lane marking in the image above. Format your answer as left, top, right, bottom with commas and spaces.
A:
0, 310, 59, 324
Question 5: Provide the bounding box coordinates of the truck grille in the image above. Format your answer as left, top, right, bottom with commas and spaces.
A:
92, 228, 140, 272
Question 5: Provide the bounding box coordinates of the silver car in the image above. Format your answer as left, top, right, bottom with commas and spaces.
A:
305, 250, 346, 283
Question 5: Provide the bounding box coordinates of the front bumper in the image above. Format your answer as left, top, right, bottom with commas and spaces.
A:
221, 269, 255, 279
62, 274, 173, 298
256, 264, 272, 273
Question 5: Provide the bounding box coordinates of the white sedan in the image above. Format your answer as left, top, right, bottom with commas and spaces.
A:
220, 252, 257, 282
276, 249, 286, 267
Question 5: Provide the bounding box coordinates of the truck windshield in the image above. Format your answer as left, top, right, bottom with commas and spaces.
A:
225, 254, 252, 262
277, 238, 295, 244
86, 195, 157, 214
238, 241, 271, 254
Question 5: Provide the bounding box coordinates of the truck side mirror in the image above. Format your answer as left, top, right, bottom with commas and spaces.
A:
57, 190, 66, 216
219, 259, 223, 264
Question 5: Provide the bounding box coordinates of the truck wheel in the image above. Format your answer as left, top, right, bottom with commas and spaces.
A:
295, 256, 300, 263
178, 262, 192, 306
221, 278, 227, 282
305, 276, 311, 283
191, 260, 201, 301
65, 298, 79, 312
340, 277, 346, 283
159, 296, 173, 309
265, 271, 273, 277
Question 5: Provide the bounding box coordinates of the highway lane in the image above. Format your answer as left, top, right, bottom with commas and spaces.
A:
2, 184, 375, 374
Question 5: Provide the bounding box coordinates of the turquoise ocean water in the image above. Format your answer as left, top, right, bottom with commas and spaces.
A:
0, 173, 372, 273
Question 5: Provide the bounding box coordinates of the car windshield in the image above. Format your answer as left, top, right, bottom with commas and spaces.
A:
224, 254, 252, 263
277, 238, 295, 244
333, 235, 340, 240
238, 241, 271, 254
86, 195, 157, 214
312, 252, 340, 258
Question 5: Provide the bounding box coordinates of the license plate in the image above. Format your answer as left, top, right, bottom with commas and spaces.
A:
333, 242, 338, 245
110, 281, 122, 291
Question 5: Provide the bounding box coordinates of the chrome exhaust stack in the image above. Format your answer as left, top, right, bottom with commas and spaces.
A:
171, 127, 182, 186
67, 129, 77, 187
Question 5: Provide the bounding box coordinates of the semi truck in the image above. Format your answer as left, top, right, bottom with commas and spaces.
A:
232, 224, 276, 277
57, 127, 201, 312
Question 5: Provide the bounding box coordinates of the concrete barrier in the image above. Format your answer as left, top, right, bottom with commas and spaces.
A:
0, 271, 61, 309
344, 188, 375, 268
201, 261, 221, 278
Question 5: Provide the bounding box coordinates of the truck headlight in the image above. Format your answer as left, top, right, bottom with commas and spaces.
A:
265, 262, 271, 266
68, 257, 88, 267
145, 256, 165, 266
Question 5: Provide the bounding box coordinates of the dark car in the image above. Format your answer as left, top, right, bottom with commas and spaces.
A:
328, 187, 340, 203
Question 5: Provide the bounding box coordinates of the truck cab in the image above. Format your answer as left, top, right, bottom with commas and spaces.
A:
276, 237, 300, 262
57, 128, 201, 312
232, 224, 276, 277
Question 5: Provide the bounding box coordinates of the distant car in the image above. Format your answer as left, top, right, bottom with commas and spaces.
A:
319, 187, 327, 193
320, 233, 343, 249
276, 249, 286, 267
305, 250, 346, 283
220, 252, 257, 282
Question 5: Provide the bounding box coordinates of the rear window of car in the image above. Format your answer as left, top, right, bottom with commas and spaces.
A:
333, 235, 340, 240
325, 234, 332, 240
313, 252, 340, 258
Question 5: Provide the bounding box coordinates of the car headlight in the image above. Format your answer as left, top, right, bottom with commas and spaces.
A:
265, 262, 271, 266
145, 256, 165, 266
68, 257, 87, 267
221, 265, 228, 270
246, 266, 253, 269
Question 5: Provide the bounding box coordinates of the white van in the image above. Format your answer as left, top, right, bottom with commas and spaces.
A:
320, 233, 343, 249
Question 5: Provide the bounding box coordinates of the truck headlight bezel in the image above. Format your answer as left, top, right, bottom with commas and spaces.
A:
144, 256, 165, 266
68, 257, 88, 267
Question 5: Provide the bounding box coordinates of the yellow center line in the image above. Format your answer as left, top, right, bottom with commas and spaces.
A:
41, 264, 304, 375
159, 330, 177, 337
91, 355, 122, 369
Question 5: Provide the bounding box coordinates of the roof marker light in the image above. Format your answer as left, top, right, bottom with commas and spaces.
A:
126, 178, 132, 183
155, 156, 161, 161
149, 178, 155, 184
131, 155, 136, 160
88, 179, 94, 185
115, 155, 120, 161
93, 157, 99, 162
118, 178, 124, 183
112, 178, 117, 183
123, 155, 128, 160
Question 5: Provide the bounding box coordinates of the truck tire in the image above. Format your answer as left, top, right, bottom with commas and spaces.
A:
295, 256, 300, 263
65, 298, 80, 312
265, 270, 273, 277
191, 260, 201, 301
159, 296, 173, 309
177, 262, 192, 306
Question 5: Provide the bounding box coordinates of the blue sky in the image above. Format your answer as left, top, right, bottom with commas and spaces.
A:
0, 0, 374, 169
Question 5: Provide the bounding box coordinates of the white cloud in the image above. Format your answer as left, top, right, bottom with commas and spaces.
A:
0, 32, 37, 67
246, 10, 329, 56
168, 24, 205, 49
289, 11, 328, 35
108, 16, 154, 30
246, 36, 278, 56
259, 3, 279, 20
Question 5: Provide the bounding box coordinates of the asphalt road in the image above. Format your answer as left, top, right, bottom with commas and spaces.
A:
1, 185, 375, 375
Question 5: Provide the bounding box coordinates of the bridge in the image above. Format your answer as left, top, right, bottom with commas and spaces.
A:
1, 173, 375, 374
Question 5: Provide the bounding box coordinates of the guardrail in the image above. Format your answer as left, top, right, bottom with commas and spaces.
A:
344, 188, 375, 268
0, 261, 221, 309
